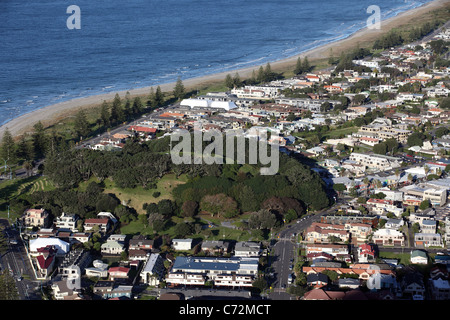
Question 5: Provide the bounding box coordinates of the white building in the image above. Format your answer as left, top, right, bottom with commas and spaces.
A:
172, 239, 193, 251
167, 256, 258, 288
372, 228, 405, 246
180, 98, 237, 111
85, 260, 108, 278
349, 152, 401, 171
140, 253, 165, 286
30, 237, 70, 256
55, 213, 79, 232
234, 241, 261, 258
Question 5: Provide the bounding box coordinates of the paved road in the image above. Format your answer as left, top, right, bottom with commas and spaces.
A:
267, 201, 341, 300
0, 219, 41, 300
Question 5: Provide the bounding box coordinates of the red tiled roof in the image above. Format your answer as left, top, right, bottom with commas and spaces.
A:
84, 218, 109, 224
108, 267, 130, 274
36, 254, 54, 270
128, 126, 157, 133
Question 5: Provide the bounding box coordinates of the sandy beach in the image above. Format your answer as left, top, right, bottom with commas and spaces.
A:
1, 0, 449, 139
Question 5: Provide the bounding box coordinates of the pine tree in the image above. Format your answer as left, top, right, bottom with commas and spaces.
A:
155, 86, 164, 107
148, 87, 156, 108
17, 134, 34, 161
132, 96, 143, 114
0, 269, 19, 300
32, 121, 47, 159
0, 128, 16, 164
264, 62, 273, 82
124, 98, 132, 120
225, 74, 234, 89
110, 93, 123, 124
257, 66, 265, 83
74, 109, 90, 140
100, 101, 110, 127
233, 72, 241, 88
250, 70, 257, 85
294, 57, 303, 75
173, 77, 186, 100
302, 57, 310, 74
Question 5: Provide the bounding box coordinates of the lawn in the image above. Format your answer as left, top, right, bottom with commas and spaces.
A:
102, 173, 188, 214
322, 126, 359, 140
378, 251, 411, 265
0, 175, 55, 221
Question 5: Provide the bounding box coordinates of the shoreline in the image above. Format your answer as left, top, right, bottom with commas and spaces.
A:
1, 0, 448, 138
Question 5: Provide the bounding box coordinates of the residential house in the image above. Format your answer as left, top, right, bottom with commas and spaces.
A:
51, 278, 81, 300
429, 278, 450, 300
101, 238, 125, 255
303, 264, 395, 281
85, 260, 109, 278
367, 273, 398, 291
445, 216, 450, 244
128, 249, 150, 261
357, 244, 376, 263
414, 233, 443, 248
366, 198, 403, 217
423, 188, 447, 207
108, 267, 130, 281
420, 219, 437, 233
57, 248, 91, 279
410, 250, 428, 264
385, 218, 404, 230
140, 253, 166, 286
71, 232, 91, 244
201, 240, 230, 255
401, 272, 425, 299
93, 280, 133, 299
22, 208, 50, 228
234, 241, 261, 257
338, 278, 361, 289
35, 245, 57, 279
372, 228, 405, 246
55, 213, 79, 232
172, 239, 193, 251
307, 273, 329, 288
321, 215, 379, 228
83, 218, 110, 233
129, 235, 154, 252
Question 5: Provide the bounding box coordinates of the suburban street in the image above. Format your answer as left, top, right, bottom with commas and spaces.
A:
267, 201, 339, 300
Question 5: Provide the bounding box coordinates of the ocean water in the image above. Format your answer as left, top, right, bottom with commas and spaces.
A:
0, 0, 433, 126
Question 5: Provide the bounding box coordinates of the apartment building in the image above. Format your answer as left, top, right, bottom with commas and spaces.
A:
423, 188, 447, 207
306, 244, 351, 262
344, 223, 373, 242
305, 223, 350, 244
349, 152, 401, 171
321, 215, 379, 228
366, 198, 404, 217
167, 256, 258, 288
